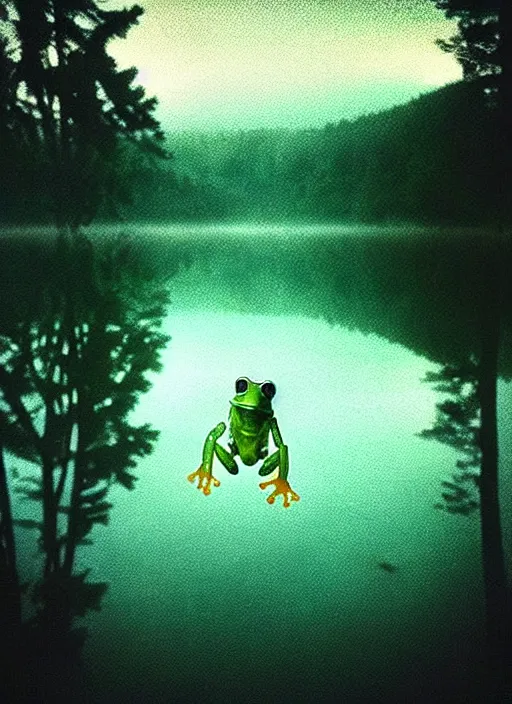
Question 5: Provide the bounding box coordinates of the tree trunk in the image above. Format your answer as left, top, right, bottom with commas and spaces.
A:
42, 453, 59, 576
54, 1, 72, 228
0, 443, 22, 637
478, 242, 507, 654
477, 0, 512, 661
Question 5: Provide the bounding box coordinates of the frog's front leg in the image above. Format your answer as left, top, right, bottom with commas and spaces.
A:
258, 418, 300, 508
187, 422, 238, 496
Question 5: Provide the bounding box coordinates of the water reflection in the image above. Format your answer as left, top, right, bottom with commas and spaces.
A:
418, 361, 481, 515
128, 224, 510, 376
83, 308, 484, 703
1, 223, 510, 701
0, 233, 171, 699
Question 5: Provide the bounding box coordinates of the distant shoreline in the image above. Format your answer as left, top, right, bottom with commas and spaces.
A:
0, 222, 500, 241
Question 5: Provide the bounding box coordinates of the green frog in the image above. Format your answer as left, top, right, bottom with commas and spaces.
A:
187, 377, 300, 508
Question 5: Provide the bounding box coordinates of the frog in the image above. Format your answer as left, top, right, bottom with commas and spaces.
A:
187, 377, 300, 508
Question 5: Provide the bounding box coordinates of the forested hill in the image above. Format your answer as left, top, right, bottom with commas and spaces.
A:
2, 79, 498, 227
126, 79, 498, 226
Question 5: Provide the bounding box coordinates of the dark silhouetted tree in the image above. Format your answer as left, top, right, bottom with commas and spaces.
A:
0, 2, 172, 698
0, 441, 21, 635
419, 361, 481, 516
0, 0, 167, 230
430, 0, 511, 659
0, 238, 170, 699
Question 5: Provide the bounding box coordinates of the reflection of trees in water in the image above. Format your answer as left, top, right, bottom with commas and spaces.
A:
0, 233, 170, 699
151, 227, 511, 671
157, 230, 511, 375
418, 361, 480, 516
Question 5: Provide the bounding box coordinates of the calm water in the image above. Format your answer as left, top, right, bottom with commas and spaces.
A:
9, 223, 511, 702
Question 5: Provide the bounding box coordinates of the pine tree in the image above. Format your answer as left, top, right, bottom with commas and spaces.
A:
430, 0, 511, 661
0, 5, 172, 696
1, 0, 167, 228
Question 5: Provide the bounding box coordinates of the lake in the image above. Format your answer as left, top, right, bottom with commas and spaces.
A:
69, 223, 510, 702
5, 223, 511, 702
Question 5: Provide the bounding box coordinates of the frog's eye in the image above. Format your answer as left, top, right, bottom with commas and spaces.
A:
260, 381, 276, 400
235, 377, 248, 394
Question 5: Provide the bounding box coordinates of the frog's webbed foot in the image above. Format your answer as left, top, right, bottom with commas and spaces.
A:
187, 466, 220, 496
259, 478, 300, 508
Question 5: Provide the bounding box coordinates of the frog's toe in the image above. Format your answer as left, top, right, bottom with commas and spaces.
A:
260, 478, 300, 507
187, 468, 202, 484
282, 490, 300, 508
188, 467, 220, 495
200, 475, 220, 495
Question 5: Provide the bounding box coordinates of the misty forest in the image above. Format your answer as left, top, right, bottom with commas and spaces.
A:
1, 1, 511, 702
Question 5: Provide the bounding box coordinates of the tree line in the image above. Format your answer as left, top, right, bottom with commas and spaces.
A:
1, 77, 501, 227
154, 78, 499, 226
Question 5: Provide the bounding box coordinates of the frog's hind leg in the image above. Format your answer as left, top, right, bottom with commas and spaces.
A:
258, 419, 299, 507
188, 421, 229, 495
258, 450, 279, 477
214, 442, 239, 475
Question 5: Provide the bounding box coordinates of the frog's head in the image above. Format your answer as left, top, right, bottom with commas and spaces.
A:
230, 377, 275, 417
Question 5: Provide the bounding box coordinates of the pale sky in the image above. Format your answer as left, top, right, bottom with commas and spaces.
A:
107, 0, 462, 131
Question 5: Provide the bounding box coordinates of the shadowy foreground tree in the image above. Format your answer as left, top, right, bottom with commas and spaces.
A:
0, 237, 170, 699
0, 1, 172, 699
429, 0, 511, 667
0, 0, 167, 229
